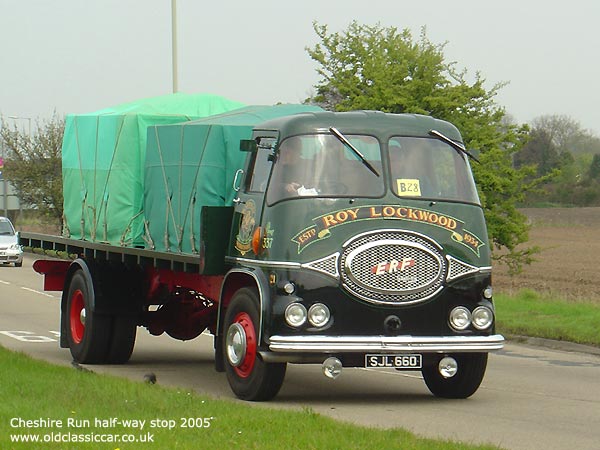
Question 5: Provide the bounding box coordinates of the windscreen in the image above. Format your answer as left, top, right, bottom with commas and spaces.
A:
389, 136, 480, 204
0, 219, 15, 235
267, 134, 384, 204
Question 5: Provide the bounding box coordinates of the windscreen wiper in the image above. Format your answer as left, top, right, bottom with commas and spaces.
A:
329, 127, 380, 177
429, 129, 480, 164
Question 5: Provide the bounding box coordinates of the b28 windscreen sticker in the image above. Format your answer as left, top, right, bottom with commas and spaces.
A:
396, 179, 421, 196
291, 205, 485, 256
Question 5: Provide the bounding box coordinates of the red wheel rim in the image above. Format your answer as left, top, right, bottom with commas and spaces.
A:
70, 289, 85, 344
233, 312, 257, 378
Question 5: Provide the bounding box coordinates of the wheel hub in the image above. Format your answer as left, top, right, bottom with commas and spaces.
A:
225, 323, 246, 367
225, 312, 257, 378
70, 289, 86, 344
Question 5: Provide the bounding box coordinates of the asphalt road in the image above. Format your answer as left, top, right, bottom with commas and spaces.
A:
1, 254, 599, 450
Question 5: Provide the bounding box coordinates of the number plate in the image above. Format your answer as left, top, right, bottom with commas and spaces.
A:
365, 354, 422, 369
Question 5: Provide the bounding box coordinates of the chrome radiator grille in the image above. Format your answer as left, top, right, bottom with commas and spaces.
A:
340, 231, 446, 305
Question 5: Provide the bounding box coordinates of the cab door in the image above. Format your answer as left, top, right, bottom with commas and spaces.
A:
229, 135, 278, 259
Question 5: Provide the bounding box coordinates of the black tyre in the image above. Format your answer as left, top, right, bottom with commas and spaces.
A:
223, 288, 286, 401
15, 262, 23, 267
65, 270, 112, 364
421, 353, 488, 399
106, 316, 137, 364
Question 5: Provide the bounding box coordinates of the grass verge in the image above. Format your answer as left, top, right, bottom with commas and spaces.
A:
495, 289, 600, 347
0, 346, 500, 450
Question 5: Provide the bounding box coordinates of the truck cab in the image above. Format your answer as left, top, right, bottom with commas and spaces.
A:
219, 111, 503, 400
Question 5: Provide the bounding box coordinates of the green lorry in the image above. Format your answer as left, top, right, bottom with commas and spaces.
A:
22, 105, 504, 401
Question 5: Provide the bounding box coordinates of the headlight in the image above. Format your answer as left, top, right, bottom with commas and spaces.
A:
284, 303, 307, 327
449, 306, 472, 331
10, 244, 22, 251
472, 306, 494, 330
308, 303, 330, 328
483, 286, 493, 299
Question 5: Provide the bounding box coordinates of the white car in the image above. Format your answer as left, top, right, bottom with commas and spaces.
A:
0, 216, 23, 267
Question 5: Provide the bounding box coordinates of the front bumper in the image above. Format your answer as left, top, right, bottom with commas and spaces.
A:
268, 334, 505, 353
0, 250, 23, 264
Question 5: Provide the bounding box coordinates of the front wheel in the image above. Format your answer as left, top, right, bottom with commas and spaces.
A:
421, 353, 488, 399
223, 288, 286, 401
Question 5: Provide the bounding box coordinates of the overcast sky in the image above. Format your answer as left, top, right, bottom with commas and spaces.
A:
1, 0, 599, 135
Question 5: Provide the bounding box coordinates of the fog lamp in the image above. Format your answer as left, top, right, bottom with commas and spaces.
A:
308, 303, 330, 328
284, 303, 307, 327
449, 306, 472, 331
322, 357, 343, 379
439, 356, 458, 378
472, 306, 494, 330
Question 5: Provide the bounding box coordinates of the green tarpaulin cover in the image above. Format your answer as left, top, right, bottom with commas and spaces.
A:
144, 104, 322, 254
62, 93, 245, 246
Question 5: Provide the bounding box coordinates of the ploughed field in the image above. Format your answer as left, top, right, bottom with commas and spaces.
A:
493, 207, 600, 304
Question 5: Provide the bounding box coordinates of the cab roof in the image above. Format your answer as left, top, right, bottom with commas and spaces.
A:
253, 110, 463, 143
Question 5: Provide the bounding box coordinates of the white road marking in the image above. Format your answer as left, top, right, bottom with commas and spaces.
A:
20, 286, 56, 298
0, 280, 10, 285
0, 331, 57, 342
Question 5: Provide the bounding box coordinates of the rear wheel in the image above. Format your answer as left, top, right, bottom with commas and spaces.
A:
223, 288, 286, 401
421, 353, 488, 399
107, 316, 137, 364
65, 268, 137, 364
66, 270, 111, 363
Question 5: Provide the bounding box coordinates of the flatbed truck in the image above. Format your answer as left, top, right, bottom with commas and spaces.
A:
21, 110, 504, 401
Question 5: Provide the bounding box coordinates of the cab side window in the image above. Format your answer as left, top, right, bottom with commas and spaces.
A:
246, 139, 276, 193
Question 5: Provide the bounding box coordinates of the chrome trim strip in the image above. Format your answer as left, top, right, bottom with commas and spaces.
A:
225, 256, 301, 269
268, 334, 505, 353
226, 254, 341, 279
225, 256, 492, 283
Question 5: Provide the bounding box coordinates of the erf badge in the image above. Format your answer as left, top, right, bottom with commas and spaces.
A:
235, 199, 256, 255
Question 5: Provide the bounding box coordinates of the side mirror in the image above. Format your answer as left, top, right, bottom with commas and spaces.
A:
240, 139, 257, 152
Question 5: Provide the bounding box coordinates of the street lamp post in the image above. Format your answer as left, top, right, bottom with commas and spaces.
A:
171, 0, 178, 94
1, 141, 6, 217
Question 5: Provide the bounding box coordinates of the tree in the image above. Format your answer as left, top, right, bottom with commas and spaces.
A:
531, 114, 600, 155
306, 21, 543, 272
589, 154, 600, 179
0, 114, 64, 228
514, 128, 562, 176
521, 115, 600, 206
